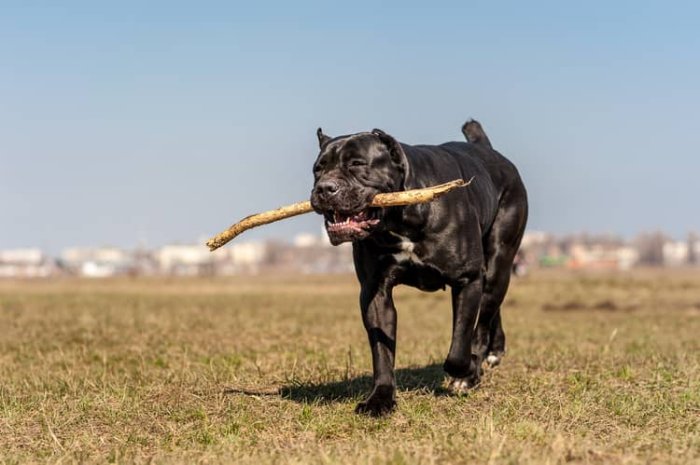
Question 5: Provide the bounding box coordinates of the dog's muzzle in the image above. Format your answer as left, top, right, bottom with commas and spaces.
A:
311, 178, 381, 245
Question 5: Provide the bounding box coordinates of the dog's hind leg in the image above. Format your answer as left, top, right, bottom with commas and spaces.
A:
473, 263, 511, 369
474, 188, 528, 368
444, 270, 484, 395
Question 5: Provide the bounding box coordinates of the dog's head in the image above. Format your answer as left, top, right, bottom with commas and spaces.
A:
310, 128, 409, 245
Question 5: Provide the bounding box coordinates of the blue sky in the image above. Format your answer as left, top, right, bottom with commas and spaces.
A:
2, 1, 699, 252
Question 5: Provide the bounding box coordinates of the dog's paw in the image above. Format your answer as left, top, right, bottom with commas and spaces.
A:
485, 352, 504, 369
355, 385, 396, 417
355, 398, 396, 416
447, 376, 480, 396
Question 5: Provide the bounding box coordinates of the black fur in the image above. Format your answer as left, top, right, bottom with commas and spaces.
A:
310, 120, 528, 415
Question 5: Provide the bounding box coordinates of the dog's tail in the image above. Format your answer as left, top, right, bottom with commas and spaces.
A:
461, 119, 492, 149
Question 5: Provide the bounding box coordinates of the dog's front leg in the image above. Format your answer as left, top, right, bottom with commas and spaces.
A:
355, 282, 397, 416
444, 275, 483, 394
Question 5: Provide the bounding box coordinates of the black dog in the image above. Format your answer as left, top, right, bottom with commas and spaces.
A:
310, 120, 528, 416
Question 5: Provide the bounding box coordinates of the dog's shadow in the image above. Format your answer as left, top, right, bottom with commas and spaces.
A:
282, 363, 450, 404
224, 363, 448, 404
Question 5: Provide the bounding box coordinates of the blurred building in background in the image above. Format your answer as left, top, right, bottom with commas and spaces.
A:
0, 248, 55, 278
157, 244, 213, 276
60, 246, 133, 277
1, 230, 699, 278
662, 234, 700, 267
520, 230, 700, 271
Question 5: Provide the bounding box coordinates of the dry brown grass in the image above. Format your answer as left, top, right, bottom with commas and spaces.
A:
1, 270, 699, 464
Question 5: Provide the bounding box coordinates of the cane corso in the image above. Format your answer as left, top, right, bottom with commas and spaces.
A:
310, 120, 528, 416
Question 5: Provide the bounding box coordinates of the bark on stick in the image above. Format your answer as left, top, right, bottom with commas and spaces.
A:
206, 178, 472, 251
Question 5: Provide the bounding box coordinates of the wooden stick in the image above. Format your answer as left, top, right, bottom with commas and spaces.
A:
206, 178, 472, 251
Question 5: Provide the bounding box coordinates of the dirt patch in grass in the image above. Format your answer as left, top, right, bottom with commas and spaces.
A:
542, 299, 640, 312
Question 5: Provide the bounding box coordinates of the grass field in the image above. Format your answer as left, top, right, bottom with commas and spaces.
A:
1, 270, 699, 464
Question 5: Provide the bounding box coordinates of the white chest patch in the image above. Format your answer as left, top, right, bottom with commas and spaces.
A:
390, 233, 423, 264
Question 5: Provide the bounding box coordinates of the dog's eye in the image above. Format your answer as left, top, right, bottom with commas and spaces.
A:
349, 160, 367, 167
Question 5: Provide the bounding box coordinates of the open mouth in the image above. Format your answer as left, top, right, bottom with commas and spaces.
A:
323, 209, 380, 242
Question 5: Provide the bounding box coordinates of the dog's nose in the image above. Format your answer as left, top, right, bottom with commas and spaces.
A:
315, 179, 340, 199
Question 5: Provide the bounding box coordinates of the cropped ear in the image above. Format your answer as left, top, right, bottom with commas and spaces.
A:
372, 128, 410, 187
371, 128, 404, 165
316, 127, 331, 148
